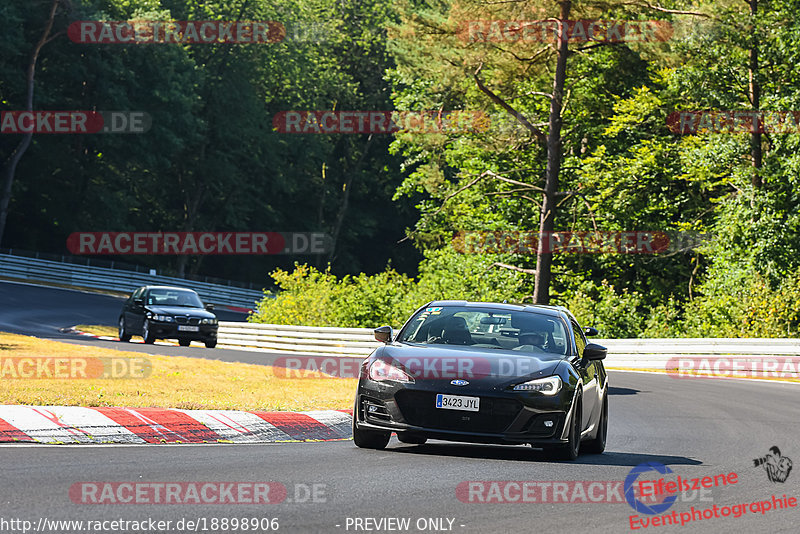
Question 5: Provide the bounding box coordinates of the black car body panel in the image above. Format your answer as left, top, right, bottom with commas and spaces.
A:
353, 301, 608, 450
119, 286, 218, 346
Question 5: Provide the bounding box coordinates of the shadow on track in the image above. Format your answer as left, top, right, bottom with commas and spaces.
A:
389, 443, 701, 466
608, 386, 641, 395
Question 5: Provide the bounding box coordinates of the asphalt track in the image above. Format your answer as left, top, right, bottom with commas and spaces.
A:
0, 280, 290, 366
1, 280, 799, 533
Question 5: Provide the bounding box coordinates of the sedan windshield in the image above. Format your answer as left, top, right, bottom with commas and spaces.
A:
397, 306, 569, 355
145, 289, 204, 308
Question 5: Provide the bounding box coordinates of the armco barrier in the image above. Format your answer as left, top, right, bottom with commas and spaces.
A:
216, 325, 800, 377
218, 323, 382, 356
0, 253, 265, 309
600, 338, 800, 370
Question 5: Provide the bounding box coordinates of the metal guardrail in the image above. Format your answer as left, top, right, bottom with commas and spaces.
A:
219, 323, 382, 355
217, 324, 800, 377
0, 253, 266, 309
0, 247, 264, 289
599, 338, 800, 372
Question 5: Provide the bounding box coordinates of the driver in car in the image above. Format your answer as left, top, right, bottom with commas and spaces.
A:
515, 332, 547, 352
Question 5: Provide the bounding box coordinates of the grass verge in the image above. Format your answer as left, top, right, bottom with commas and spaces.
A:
0, 331, 356, 411
75, 324, 121, 338
607, 366, 800, 383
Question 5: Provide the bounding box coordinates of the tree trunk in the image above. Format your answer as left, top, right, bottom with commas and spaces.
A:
533, 0, 571, 304
327, 134, 373, 265
174, 166, 205, 278
315, 163, 328, 270
0, 0, 61, 247
748, 0, 762, 188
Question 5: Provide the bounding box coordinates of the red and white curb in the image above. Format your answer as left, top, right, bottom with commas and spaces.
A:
0, 405, 353, 445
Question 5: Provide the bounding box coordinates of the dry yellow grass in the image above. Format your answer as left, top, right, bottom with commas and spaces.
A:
75, 324, 119, 338
0, 332, 356, 411
607, 366, 800, 383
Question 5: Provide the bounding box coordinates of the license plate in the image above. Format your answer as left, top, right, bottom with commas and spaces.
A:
178, 325, 199, 332
435, 394, 480, 412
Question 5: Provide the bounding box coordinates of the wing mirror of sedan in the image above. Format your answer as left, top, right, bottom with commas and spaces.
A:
134, 298, 144, 307
205, 303, 215, 311
583, 343, 607, 361
374, 325, 393, 344
584, 326, 599, 336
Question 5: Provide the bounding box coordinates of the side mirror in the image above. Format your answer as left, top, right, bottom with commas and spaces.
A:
134, 298, 144, 307
205, 303, 215, 311
374, 325, 393, 344
583, 343, 607, 361
584, 326, 599, 336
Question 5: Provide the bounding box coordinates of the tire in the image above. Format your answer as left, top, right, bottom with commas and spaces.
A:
118, 317, 132, 342
178, 339, 191, 347
352, 401, 390, 450
584, 393, 608, 454
141, 320, 156, 344
553, 392, 581, 461
204, 339, 217, 349
397, 432, 427, 445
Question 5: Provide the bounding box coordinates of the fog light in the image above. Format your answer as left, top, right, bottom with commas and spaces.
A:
544, 420, 554, 427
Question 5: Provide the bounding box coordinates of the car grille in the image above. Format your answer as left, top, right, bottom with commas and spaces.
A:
175, 316, 200, 325
395, 390, 522, 434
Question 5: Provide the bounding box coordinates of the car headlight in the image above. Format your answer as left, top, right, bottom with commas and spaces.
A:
368, 359, 414, 383
512, 375, 562, 394
150, 314, 174, 322
201, 318, 217, 325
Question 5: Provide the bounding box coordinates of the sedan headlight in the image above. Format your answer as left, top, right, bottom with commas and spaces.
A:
512, 375, 562, 395
150, 314, 174, 322
368, 359, 414, 383
201, 318, 218, 325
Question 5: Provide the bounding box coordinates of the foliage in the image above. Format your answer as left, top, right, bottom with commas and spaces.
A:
250, 248, 530, 327
557, 280, 646, 339
0, 0, 419, 280
249, 263, 414, 328
5, 0, 800, 337
656, 271, 800, 338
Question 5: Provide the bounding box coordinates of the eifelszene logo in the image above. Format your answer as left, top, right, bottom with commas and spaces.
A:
625, 463, 678, 515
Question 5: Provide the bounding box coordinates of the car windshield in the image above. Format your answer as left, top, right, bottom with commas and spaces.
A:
397, 306, 569, 355
145, 289, 204, 308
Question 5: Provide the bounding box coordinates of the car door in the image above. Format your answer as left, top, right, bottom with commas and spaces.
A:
122, 288, 135, 326
126, 287, 146, 333
571, 320, 598, 432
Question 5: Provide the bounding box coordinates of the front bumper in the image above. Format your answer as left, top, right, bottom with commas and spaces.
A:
148, 322, 218, 341
354, 380, 573, 446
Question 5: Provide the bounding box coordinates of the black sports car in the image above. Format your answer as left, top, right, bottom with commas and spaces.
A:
352, 301, 608, 460
118, 285, 218, 348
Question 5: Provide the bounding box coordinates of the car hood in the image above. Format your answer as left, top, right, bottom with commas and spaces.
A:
374, 343, 564, 388
145, 306, 215, 319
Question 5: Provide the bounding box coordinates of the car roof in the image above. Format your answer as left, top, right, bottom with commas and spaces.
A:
426, 300, 572, 320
